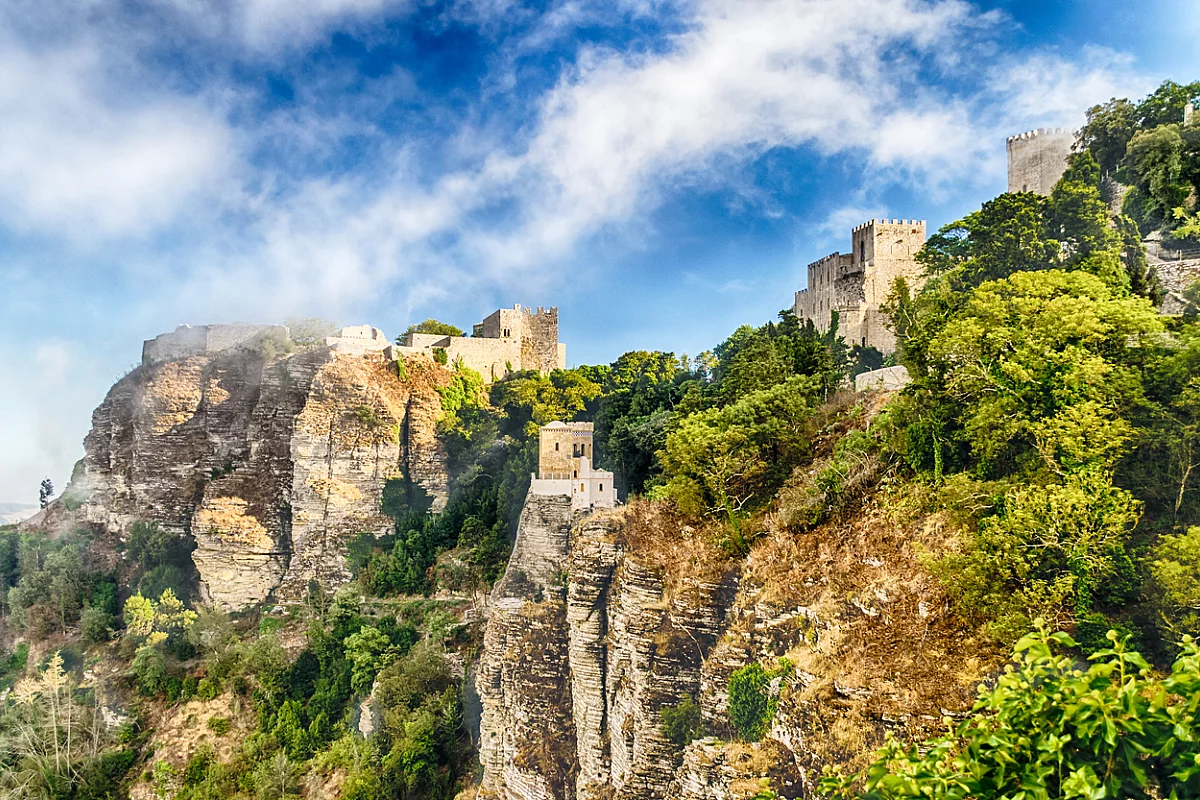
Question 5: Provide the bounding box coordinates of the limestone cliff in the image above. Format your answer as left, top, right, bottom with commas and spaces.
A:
71, 338, 452, 609
476, 486, 1001, 800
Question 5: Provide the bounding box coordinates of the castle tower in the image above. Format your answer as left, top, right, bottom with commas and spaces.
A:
793, 219, 926, 354
1006, 128, 1075, 195
530, 422, 616, 510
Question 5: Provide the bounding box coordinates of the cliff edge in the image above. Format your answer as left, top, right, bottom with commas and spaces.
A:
57, 329, 452, 609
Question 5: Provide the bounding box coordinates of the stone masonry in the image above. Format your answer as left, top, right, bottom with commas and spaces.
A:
793, 219, 926, 353
142, 324, 288, 365
530, 422, 616, 511
395, 305, 567, 383
1006, 127, 1075, 195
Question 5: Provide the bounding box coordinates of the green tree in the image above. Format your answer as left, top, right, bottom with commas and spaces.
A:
1150, 526, 1200, 638
926, 270, 1161, 475
1080, 96, 1140, 174
821, 625, 1200, 800
400, 320, 464, 340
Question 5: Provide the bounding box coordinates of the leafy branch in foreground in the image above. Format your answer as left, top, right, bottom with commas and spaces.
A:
820, 624, 1200, 799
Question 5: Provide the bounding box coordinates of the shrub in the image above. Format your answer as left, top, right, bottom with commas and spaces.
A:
81, 605, 114, 644
133, 645, 168, 696
728, 661, 790, 741
821, 624, 1200, 799
660, 695, 703, 747
197, 677, 219, 701
183, 745, 214, 786
433, 347, 448, 365
207, 716, 232, 735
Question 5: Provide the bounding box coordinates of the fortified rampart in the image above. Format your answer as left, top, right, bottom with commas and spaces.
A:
793, 219, 926, 353
1006, 128, 1075, 195
142, 324, 288, 365
395, 304, 566, 382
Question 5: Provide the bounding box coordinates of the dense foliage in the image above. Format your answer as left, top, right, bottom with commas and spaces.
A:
1078, 80, 1200, 241
822, 626, 1200, 800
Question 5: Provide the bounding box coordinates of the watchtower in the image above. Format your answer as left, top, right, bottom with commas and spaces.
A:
530, 422, 615, 510
794, 219, 926, 354
1006, 128, 1075, 195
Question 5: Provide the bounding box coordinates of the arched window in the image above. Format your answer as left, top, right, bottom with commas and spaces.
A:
599, 484, 604, 492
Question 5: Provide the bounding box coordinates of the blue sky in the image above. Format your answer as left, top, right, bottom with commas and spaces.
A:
1, 0, 1197, 504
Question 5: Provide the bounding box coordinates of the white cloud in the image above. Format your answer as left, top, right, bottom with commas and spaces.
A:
989, 45, 1156, 131
0, 37, 236, 237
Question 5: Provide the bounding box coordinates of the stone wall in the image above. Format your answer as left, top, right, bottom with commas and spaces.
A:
396, 304, 564, 382
1157, 258, 1200, 315
1006, 128, 1074, 195
521, 307, 561, 373
142, 324, 287, 365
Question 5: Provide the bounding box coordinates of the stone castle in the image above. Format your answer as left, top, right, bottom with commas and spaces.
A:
529, 421, 615, 511
793, 219, 927, 353
793, 127, 1087, 352
142, 304, 567, 383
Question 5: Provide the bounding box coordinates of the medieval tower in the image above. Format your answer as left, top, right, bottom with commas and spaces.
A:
1006, 128, 1075, 195
794, 219, 926, 354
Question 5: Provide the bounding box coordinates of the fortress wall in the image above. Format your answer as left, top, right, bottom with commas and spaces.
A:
205, 324, 285, 353
143, 324, 286, 365
1007, 128, 1074, 195
794, 253, 852, 332
143, 325, 209, 364
444, 337, 522, 381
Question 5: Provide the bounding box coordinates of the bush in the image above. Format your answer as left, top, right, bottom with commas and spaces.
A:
82, 605, 115, 644
728, 661, 790, 741
183, 745, 214, 786
660, 695, 703, 747
132, 645, 168, 696
196, 677, 219, 701
207, 716, 232, 735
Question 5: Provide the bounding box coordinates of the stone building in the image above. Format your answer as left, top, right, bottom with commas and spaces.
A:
324, 325, 391, 356
529, 421, 616, 511
793, 219, 926, 353
1006, 128, 1075, 195
392, 304, 567, 383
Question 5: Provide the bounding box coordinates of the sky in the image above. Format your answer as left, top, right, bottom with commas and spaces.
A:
1, 0, 1198, 505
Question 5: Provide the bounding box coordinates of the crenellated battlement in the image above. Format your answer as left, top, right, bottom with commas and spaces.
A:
1006, 126, 1076, 194
1006, 127, 1074, 145
851, 219, 924, 233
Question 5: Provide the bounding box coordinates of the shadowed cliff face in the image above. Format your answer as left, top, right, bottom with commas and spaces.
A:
477, 491, 1002, 800
72, 344, 451, 609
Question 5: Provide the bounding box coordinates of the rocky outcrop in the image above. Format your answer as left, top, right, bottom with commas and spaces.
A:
477, 488, 1003, 799
71, 337, 452, 608
477, 500, 738, 800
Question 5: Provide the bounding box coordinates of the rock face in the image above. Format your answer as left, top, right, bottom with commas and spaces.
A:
73, 339, 451, 609
477, 500, 739, 800
477, 490, 1002, 799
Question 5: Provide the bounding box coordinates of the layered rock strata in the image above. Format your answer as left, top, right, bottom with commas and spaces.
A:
477, 490, 1003, 799
73, 341, 451, 608
477, 499, 736, 800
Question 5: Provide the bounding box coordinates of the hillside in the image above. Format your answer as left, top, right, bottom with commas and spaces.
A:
3, 77, 1200, 800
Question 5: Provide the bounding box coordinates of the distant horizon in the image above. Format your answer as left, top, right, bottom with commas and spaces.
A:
2, 0, 1199, 501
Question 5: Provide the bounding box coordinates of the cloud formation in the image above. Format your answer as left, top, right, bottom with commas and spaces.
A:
0, 0, 1169, 499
